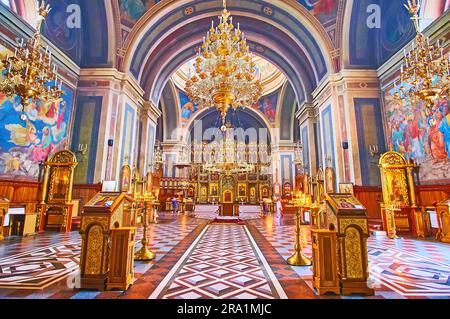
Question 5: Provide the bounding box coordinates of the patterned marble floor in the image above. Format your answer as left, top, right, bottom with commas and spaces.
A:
0, 214, 201, 295
152, 224, 287, 299
248, 216, 450, 299
0, 213, 448, 299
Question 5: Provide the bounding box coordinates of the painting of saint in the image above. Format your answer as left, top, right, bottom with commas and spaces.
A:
94, 195, 114, 207
325, 167, 336, 193
210, 184, 218, 196
253, 92, 278, 122
438, 113, 450, 158
51, 168, 70, 200
119, 0, 159, 26
201, 186, 207, 197
384, 86, 450, 182
179, 90, 198, 123
339, 183, 354, 195
429, 116, 447, 162
339, 198, 355, 209
0, 49, 73, 181
120, 165, 131, 193
238, 184, 246, 197
297, 0, 338, 24
283, 182, 292, 195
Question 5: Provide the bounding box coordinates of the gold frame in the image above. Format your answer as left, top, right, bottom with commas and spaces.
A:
339, 183, 354, 195
41, 150, 78, 205
120, 165, 132, 193
378, 151, 416, 207
209, 183, 219, 197
237, 183, 247, 197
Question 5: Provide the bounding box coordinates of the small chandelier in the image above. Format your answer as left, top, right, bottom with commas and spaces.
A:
201, 126, 256, 175
393, 0, 449, 115
0, 0, 63, 121
185, 0, 263, 127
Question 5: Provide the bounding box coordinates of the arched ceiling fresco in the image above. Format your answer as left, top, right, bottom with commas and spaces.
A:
3, 0, 447, 144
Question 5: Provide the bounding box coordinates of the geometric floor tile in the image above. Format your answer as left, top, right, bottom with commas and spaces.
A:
152, 224, 288, 299
0, 240, 80, 290
0, 216, 199, 291
248, 217, 450, 298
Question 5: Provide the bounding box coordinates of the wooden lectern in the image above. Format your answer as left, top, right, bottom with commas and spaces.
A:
36, 150, 77, 232
324, 193, 374, 296
79, 192, 136, 290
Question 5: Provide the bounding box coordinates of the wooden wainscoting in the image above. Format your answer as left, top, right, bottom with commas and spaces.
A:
0, 180, 101, 219
72, 183, 102, 215
354, 184, 450, 229
354, 186, 383, 228
416, 184, 450, 206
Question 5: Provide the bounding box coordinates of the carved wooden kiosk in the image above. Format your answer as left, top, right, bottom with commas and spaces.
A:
79, 192, 136, 290
378, 151, 425, 238
323, 193, 374, 296
37, 150, 77, 232
0, 197, 9, 240
435, 199, 450, 243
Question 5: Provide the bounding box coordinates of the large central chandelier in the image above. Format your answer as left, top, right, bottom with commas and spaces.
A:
393, 0, 449, 115
185, 0, 263, 127
0, 1, 63, 121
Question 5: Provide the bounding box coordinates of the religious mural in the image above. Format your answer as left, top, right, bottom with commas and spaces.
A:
384, 88, 450, 183
252, 92, 278, 123
0, 50, 73, 181
119, 0, 160, 27
179, 90, 199, 124
298, 0, 338, 25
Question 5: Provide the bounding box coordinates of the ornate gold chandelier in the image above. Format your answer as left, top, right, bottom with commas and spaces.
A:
0, 0, 63, 121
198, 126, 257, 175
393, 0, 449, 115
185, 0, 263, 128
